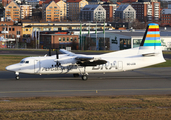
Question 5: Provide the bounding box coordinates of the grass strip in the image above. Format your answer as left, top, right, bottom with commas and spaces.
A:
0, 55, 29, 71
0, 95, 171, 120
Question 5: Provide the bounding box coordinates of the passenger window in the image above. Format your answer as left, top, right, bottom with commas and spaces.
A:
25, 61, 29, 63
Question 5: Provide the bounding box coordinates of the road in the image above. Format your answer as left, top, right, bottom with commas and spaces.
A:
0, 67, 171, 98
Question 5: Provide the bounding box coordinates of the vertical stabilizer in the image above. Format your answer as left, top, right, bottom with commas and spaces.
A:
139, 23, 161, 55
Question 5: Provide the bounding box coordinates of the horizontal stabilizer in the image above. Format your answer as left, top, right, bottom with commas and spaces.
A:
142, 53, 159, 57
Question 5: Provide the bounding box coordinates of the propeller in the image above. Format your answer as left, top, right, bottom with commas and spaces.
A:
56, 49, 61, 67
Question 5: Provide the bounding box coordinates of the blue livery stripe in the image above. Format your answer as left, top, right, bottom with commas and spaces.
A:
147, 31, 160, 34
148, 23, 158, 26
145, 37, 160, 40
143, 43, 161, 46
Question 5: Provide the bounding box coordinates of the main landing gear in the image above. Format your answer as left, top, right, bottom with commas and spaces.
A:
81, 74, 88, 81
73, 73, 88, 80
75, 66, 88, 81
15, 72, 20, 80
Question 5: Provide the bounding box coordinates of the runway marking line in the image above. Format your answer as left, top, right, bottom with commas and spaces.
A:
1, 88, 171, 94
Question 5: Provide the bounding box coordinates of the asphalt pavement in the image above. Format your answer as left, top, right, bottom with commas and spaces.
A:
0, 67, 171, 98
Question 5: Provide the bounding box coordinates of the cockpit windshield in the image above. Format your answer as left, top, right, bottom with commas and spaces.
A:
20, 60, 29, 64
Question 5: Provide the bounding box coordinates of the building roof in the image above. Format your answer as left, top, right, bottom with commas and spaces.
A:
121, 0, 137, 3
115, 4, 130, 11
81, 4, 101, 11
6, 1, 20, 8
106, 30, 171, 37
43, 0, 61, 4
67, 0, 82, 3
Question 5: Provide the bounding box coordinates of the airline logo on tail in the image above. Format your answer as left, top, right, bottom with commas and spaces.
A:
141, 23, 161, 47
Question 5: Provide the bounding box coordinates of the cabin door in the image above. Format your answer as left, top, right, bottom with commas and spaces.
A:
34, 60, 40, 73
118, 61, 123, 70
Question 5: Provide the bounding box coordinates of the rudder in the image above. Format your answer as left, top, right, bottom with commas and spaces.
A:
139, 23, 162, 54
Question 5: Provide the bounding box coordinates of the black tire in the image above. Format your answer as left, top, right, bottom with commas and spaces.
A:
73, 74, 79, 77
82, 75, 88, 81
15, 76, 20, 80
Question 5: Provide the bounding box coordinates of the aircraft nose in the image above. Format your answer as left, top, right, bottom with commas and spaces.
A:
6, 66, 11, 71
6, 65, 15, 71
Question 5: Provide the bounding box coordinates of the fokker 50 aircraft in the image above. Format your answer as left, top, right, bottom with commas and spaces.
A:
6, 23, 166, 80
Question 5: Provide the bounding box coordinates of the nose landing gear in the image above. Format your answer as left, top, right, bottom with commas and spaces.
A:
15, 72, 20, 80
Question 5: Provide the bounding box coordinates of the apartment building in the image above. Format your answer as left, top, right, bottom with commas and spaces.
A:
5, 1, 20, 22
56, 0, 66, 20
42, 1, 60, 22
132, 1, 160, 22
67, 0, 88, 21
115, 4, 136, 22
161, 2, 171, 26
27, 0, 40, 8
20, 5, 32, 20
0, 21, 22, 48
161, 14, 171, 26
80, 5, 106, 22
43, 0, 66, 21
102, 2, 117, 22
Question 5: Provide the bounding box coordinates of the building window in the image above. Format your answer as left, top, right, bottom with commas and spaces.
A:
13, 9, 19, 11
26, 29, 28, 31
13, 6, 17, 8
59, 37, 61, 41
9, 6, 12, 8
63, 37, 65, 41
49, 6, 52, 8
47, 9, 51, 11
47, 12, 51, 14
47, 15, 51, 17
12, 28, 15, 31
17, 31, 20, 35
67, 37, 69, 41
63, 45, 65, 49
133, 39, 142, 48
13, 12, 19, 14
70, 37, 73, 41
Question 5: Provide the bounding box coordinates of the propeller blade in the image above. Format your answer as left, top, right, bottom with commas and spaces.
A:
56, 49, 59, 59
48, 48, 51, 56
56, 49, 60, 67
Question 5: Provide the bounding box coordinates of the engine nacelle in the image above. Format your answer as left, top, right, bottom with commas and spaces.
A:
54, 57, 77, 66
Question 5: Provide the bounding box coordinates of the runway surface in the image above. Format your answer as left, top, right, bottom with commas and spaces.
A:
0, 67, 171, 98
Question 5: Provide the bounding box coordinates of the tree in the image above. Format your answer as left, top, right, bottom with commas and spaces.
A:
0, 3, 3, 8
35, 4, 39, 9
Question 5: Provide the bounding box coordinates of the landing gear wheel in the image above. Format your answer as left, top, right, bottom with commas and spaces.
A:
82, 75, 88, 81
73, 74, 79, 77
15, 75, 20, 80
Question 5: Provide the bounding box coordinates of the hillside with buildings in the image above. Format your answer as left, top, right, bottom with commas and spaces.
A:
0, 0, 171, 50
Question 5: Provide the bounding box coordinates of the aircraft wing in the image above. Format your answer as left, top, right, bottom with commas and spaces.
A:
59, 49, 107, 66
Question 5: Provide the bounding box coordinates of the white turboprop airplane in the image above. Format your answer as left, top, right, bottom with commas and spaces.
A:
6, 23, 166, 80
